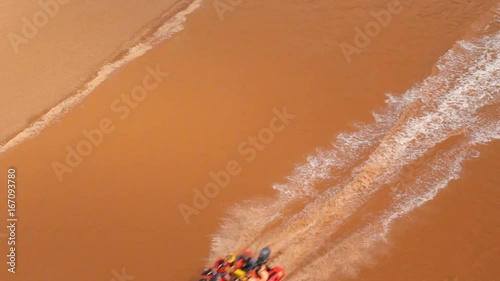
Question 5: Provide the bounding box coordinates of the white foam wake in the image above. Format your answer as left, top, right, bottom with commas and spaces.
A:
209, 89, 422, 260
0, 0, 203, 155
292, 116, 500, 280
209, 12, 500, 278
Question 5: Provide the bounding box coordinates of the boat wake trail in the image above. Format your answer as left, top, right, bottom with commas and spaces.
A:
210, 5, 499, 280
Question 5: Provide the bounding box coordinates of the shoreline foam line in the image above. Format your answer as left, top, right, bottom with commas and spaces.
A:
0, 0, 203, 155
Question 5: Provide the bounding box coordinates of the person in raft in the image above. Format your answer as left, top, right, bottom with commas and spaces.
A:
200, 248, 274, 281
201, 255, 236, 281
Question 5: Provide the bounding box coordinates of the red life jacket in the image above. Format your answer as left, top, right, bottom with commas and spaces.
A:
239, 250, 253, 258
267, 267, 285, 281
234, 259, 244, 270
234, 250, 254, 270
214, 258, 229, 273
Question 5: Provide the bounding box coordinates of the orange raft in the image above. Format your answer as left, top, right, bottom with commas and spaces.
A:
199, 247, 285, 281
